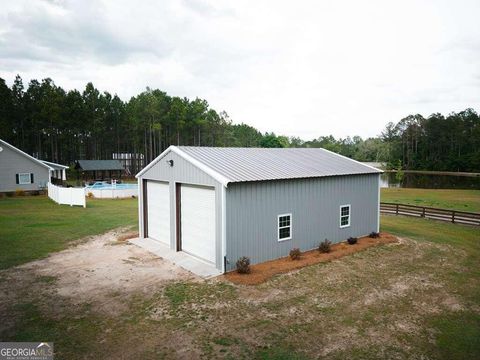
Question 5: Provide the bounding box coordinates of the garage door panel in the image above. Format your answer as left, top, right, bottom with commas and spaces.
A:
181, 185, 216, 263
147, 181, 170, 245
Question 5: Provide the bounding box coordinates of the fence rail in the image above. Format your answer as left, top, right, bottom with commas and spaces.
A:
380, 202, 480, 226
48, 182, 86, 208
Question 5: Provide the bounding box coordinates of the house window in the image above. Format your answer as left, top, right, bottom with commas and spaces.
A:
17, 173, 33, 185
278, 213, 292, 241
340, 205, 351, 228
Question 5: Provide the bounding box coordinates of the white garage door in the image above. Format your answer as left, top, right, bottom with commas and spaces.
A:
181, 185, 216, 263
146, 181, 170, 245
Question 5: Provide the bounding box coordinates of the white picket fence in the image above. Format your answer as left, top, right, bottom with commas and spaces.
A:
85, 188, 138, 199
47, 182, 86, 208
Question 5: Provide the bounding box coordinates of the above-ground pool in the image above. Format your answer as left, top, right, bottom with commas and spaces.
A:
85, 182, 137, 198
86, 182, 137, 190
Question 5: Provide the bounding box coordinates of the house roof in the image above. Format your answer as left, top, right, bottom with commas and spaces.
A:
0, 139, 54, 171
136, 146, 382, 187
75, 160, 124, 171
41, 160, 69, 170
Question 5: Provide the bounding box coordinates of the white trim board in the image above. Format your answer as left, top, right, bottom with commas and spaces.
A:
41, 160, 69, 169
136, 146, 231, 187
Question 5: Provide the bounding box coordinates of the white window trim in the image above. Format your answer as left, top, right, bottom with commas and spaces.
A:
277, 213, 292, 241
339, 204, 351, 228
18, 173, 32, 185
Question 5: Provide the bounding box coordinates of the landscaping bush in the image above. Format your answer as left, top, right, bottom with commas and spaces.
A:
14, 189, 25, 197
289, 248, 301, 260
318, 239, 332, 253
236, 256, 251, 274
87, 192, 94, 198
369, 231, 380, 238
347, 237, 358, 245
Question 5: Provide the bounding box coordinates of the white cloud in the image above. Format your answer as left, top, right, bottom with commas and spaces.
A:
1, 0, 480, 138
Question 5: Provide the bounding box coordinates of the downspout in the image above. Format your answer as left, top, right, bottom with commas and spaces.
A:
377, 174, 381, 233
221, 185, 227, 273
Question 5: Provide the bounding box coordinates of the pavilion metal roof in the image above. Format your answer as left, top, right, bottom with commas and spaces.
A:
75, 160, 124, 171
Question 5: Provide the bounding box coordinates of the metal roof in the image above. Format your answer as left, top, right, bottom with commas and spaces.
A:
75, 160, 124, 171
137, 146, 382, 186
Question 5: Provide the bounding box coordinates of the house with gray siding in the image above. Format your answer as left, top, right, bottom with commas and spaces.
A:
0, 139, 68, 193
136, 146, 382, 273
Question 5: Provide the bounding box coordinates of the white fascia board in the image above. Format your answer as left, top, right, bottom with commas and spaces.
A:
135, 146, 174, 178
0, 139, 54, 171
41, 160, 69, 169
135, 146, 231, 187
320, 148, 384, 174
172, 147, 231, 187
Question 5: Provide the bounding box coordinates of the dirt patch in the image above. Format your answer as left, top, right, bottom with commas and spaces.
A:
116, 231, 139, 243
1, 229, 195, 315
224, 233, 398, 285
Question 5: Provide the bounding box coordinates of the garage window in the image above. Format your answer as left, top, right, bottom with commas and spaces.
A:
17, 173, 33, 185
278, 213, 292, 241
340, 205, 351, 228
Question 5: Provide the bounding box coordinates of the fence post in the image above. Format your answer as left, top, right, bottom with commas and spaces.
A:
396, 204, 399, 215
422, 207, 425, 218
452, 211, 455, 223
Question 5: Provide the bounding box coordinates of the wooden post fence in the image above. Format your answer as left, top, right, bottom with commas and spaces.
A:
380, 202, 479, 226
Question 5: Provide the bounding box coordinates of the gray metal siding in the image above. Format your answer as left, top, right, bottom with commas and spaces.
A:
0, 145, 49, 192
139, 150, 224, 271
225, 174, 380, 271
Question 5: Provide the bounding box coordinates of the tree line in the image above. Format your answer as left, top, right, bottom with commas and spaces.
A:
0, 75, 479, 173
381, 111, 480, 172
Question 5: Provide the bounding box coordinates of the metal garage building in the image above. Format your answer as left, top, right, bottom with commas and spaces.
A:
136, 146, 382, 273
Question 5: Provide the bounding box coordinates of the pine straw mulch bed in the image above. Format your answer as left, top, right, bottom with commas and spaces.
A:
223, 233, 398, 285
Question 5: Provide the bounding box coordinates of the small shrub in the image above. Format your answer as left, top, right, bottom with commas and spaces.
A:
289, 248, 301, 260
87, 192, 94, 198
318, 239, 332, 253
369, 231, 380, 238
236, 256, 251, 274
14, 188, 25, 197
347, 237, 358, 245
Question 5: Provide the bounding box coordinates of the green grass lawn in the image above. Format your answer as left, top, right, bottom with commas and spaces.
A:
1, 214, 478, 359
0, 196, 138, 269
381, 188, 480, 212
1, 191, 479, 358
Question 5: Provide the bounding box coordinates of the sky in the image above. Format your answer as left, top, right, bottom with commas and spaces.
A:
1, 0, 480, 139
